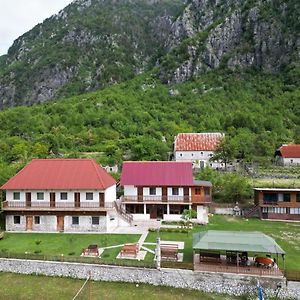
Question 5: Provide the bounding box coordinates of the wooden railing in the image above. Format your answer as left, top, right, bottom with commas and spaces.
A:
113, 201, 133, 224
2, 201, 113, 209
121, 195, 211, 203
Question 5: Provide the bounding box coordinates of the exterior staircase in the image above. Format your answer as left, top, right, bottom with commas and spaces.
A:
244, 204, 262, 219
113, 201, 133, 225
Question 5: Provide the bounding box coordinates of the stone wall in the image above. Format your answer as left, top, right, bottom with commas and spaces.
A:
0, 258, 298, 299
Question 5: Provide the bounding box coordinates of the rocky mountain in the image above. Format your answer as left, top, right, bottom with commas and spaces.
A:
0, 0, 185, 108
159, 0, 300, 82
0, 0, 299, 109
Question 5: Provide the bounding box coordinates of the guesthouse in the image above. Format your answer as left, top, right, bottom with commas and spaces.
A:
174, 132, 224, 169
120, 161, 212, 222
1, 159, 118, 232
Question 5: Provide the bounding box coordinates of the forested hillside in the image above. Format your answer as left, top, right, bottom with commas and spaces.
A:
0, 69, 299, 185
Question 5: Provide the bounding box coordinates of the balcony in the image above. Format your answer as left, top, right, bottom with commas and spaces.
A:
1, 201, 114, 211
120, 195, 211, 204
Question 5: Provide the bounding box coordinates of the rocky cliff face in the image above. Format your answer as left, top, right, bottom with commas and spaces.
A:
0, 0, 299, 108
159, 0, 300, 83
0, 0, 185, 109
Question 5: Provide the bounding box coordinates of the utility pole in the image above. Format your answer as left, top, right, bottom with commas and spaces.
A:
156, 228, 161, 270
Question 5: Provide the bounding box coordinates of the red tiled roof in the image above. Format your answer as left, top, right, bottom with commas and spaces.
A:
1, 159, 116, 190
278, 144, 300, 158
175, 133, 224, 151
120, 161, 194, 186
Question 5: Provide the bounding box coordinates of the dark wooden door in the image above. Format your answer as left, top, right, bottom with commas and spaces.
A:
25, 192, 31, 207
74, 192, 80, 208
26, 216, 33, 230
57, 216, 64, 232
50, 192, 56, 208
99, 193, 105, 207
137, 187, 143, 202
150, 205, 157, 219
184, 187, 190, 202
162, 187, 167, 202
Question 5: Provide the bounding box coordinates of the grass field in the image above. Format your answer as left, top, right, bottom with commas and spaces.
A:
0, 233, 140, 260
0, 216, 299, 271
145, 215, 300, 271
0, 272, 249, 300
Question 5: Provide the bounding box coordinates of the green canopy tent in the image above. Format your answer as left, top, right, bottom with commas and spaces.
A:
193, 230, 285, 269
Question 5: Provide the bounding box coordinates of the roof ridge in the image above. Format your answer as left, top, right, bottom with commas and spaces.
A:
91, 159, 106, 189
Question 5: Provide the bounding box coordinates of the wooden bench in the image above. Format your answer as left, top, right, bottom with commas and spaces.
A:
160, 244, 179, 260
121, 243, 139, 257
199, 251, 221, 263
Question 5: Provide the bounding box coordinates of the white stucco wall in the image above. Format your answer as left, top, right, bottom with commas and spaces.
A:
174, 150, 224, 169
104, 184, 116, 203
64, 215, 106, 232
5, 215, 26, 231
124, 185, 137, 196
282, 157, 300, 166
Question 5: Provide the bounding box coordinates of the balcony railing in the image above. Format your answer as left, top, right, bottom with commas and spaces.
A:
2, 201, 113, 210
120, 195, 211, 203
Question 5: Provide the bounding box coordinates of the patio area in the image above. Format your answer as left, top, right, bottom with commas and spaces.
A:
194, 253, 284, 277
193, 230, 286, 278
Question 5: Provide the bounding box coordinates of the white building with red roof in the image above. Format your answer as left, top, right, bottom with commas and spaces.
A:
174, 133, 224, 169
120, 161, 212, 222
275, 144, 300, 166
1, 159, 118, 232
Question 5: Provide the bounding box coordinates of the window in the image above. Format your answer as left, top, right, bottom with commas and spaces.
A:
200, 152, 203, 155
37, 192, 44, 200
86, 193, 93, 200
191, 153, 194, 157
195, 188, 201, 195
169, 205, 188, 215
204, 188, 210, 196
60, 192, 68, 200
149, 187, 156, 195
13, 192, 20, 200
263, 193, 278, 203
172, 187, 179, 196
92, 216, 100, 225
13, 216, 21, 224
126, 204, 144, 214
283, 193, 291, 202
34, 216, 40, 224
72, 216, 79, 225
290, 208, 300, 215
290, 159, 293, 163
296, 193, 300, 202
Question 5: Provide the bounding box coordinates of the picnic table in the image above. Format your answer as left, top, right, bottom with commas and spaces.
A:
82, 244, 99, 256
160, 243, 179, 260
120, 243, 139, 257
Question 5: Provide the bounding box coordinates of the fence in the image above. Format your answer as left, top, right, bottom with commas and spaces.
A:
285, 270, 300, 281
0, 251, 155, 269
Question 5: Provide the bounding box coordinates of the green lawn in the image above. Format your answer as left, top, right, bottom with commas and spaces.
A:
0, 233, 140, 260
0, 216, 299, 272
145, 215, 300, 271
0, 272, 248, 300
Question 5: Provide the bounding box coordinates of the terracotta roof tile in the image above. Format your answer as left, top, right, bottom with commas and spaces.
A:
278, 144, 300, 158
175, 133, 224, 151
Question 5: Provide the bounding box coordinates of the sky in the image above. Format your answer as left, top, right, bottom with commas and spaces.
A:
0, 0, 74, 56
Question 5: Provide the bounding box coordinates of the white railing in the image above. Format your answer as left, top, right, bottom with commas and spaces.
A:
2, 201, 113, 209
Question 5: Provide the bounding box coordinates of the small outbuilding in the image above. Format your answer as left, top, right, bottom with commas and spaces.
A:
193, 230, 285, 277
